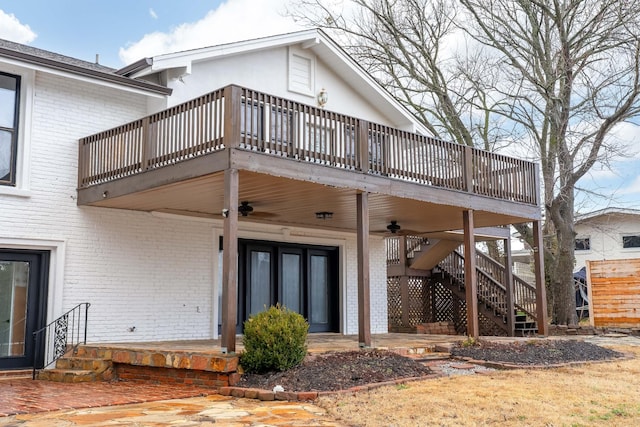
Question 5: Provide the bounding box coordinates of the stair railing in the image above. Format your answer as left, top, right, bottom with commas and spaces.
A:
476, 252, 537, 321
440, 250, 539, 325
441, 251, 508, 319
405, 236, 430, 261
386, 235, 430, 265
32, 303, 90, 380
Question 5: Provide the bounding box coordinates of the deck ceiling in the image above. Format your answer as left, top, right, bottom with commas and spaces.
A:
87, 170, 533, 236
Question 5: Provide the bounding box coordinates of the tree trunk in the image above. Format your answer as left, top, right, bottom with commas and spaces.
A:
547, 195, 578, 325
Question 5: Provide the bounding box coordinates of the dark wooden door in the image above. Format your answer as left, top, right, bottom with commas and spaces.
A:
0, 250, 48, 369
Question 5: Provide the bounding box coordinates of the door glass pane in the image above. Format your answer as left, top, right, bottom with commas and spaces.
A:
249, 251, 271, 316
310, 255, 329, 324
0, 261, 30, 357
281, 253, 301, 312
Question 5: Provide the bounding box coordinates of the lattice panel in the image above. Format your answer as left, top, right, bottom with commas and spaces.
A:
479, 312, 508, 337
452, 297, 468, 334
407, 277, 429, 326
432, 281, 454, 323
387, 277, 402, 328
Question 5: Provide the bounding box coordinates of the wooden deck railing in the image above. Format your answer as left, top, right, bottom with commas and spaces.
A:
78, 84, 539, 206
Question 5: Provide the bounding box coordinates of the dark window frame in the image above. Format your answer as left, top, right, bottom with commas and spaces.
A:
575, 237, 591, 251
622, 235, 640, 249
0, 72, 20, 186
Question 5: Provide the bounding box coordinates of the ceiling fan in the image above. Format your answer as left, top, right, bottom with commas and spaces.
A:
373, 220, 425, 236
237, 201, 277, 218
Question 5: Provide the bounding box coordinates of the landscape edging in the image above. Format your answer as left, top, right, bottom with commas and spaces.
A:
219, 373, 443, 402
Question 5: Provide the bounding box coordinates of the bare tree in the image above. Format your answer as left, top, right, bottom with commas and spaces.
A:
288, 0, 640, 325
460, 0, 640, 324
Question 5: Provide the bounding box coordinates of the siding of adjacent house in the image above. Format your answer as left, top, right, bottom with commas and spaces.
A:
587, 258, 640, 328
574, 213, 640, 270
1, 56, 389, 344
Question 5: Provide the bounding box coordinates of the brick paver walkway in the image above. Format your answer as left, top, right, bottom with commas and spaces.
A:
0, 379, 214, 417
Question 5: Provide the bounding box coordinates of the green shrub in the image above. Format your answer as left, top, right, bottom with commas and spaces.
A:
240, 304, 309, 373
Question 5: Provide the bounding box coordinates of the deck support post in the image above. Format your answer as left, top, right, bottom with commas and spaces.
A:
533, 220, 548, 336
356, 192, 371, 347
221, 168, 239, 353
463, 210, 479, 339
399, 237, 410, 328
504, 234, 515, 336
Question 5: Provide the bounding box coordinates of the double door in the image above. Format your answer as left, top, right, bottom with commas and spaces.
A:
238, 240, 338, 333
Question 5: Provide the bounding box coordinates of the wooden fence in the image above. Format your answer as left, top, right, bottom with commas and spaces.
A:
586, 259, 640, 328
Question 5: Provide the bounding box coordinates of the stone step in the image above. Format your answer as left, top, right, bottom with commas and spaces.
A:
74, 346, 113, 360
37, 368, 98, 383
410, 352, 451, 362
55, 357, 111, 373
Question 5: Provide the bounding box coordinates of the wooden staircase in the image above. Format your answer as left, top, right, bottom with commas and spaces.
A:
386, 235, 539, 337
37, 346, 113, 383
438, 249, 539, 336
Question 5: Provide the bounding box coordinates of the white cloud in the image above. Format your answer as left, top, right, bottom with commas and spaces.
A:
119, 0, 303, 64
0, 10, 36, 43
149, 8, 158, 19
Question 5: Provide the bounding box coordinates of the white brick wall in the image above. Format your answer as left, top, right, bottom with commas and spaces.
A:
0, 71, 389, 343
344, 237, 388, 335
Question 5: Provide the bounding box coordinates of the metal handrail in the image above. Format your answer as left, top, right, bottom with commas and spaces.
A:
32, 302, 90, 380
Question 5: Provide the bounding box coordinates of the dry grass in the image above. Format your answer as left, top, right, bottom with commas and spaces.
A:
316, 346, 640, 426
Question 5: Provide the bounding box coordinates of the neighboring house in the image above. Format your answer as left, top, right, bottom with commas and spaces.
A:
0, 29, 545, 370
574, 207, 640, 271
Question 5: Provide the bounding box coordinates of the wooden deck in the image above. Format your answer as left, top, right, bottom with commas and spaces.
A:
76, 85, 541, 236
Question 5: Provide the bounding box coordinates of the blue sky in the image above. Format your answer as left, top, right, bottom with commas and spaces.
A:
0, 0, 638, 212
0, 0, 301, 68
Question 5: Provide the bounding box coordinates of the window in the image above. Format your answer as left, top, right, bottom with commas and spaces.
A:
368, 129, 386, 168
0, 72, 20, 186
306, 122, 334, 155
622, 235, 640, 249
240, 100, 264, 141
575, 238, 590, 251
269, 106, 294, 148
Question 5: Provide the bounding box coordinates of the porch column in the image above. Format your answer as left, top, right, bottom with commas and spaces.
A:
221, 168, 239, 353
399, 236, 410, 328
503, 234, 515, 336
356, 192, 371, 347
463, 210, 479, 338
533, 220, 548, 335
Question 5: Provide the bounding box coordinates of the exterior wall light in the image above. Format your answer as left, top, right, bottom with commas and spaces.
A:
317, 88, 328, 107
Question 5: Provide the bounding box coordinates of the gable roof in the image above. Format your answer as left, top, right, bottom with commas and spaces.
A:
119, 29, 429, 135
0, 38, 171, 96
575, 207, 640, 223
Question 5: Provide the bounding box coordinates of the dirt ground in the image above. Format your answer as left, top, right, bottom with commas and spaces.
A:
316, 344, 640, 426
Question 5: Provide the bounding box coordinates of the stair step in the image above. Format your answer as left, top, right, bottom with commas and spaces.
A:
55, 357, 111, 372
515, 321, 536, 329
74, 346, 113, 359
411, 352, 451, 362
37, 369, 97, 383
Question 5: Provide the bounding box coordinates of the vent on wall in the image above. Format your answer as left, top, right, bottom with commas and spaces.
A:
288, 48, 315, 97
